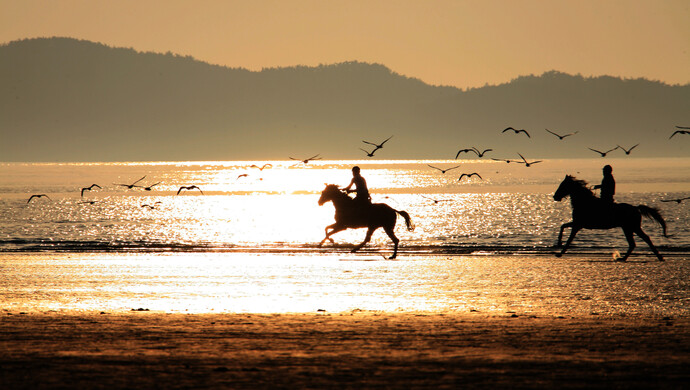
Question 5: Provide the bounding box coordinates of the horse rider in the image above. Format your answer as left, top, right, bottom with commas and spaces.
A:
593, 164, 615, 204
343, 166, 371, 210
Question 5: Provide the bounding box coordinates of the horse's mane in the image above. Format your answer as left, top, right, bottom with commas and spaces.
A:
566, 175, 595, 196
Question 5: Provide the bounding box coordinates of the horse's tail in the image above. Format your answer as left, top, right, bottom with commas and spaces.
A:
638, 205, 668, 237
395, 209, 415, 232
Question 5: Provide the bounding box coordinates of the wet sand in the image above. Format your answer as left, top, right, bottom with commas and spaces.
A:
1, 311, 688, 389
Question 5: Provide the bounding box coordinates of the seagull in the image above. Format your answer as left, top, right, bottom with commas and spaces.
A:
545, 128, 578, 140
669, 127, 690, 139
249, 164, 272, 171
455, 148, 477, 159
237, 174, 249, 180
27, 194, 51, 203
458, 173, 483, 180
141, 182, 161, 191
502, 127, 530, 138
421, 195, 452, 204
289, 154, 322, 164
517, 153, 542, 167
115, 176, 146, 189
80, 200, 98, 205
176, 185, 204, 195
660, 196, 690, 204
80, 184, 101, 197
617, 144, 639, 155
472, 147, 493, 157
360, 148, 377, 157
141, 204, 156, 210
427, 164, 461, 174
362, 135, 393, 152
491, 158, 515, 163
588, 147, 618, 157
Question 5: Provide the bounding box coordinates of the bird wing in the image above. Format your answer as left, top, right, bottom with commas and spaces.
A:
362, 140, 378, 146
455, 149, 474, 159
473, 173, 483, 179
588, 148, 603, 154
502, 127, 515, 133
176, 187, 185, 195
545, 128, 560, 137
519, 129, 531, 138
307, 154, 321, 161
427, 164, 441, 171
517, 153, 528, 163
446, 165, 462, 172
131, 176, 146, 186
379, 135, 394, 146
675, 126, 690, 129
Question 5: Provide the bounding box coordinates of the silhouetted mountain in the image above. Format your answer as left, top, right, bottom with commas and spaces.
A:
1, 37, 688, 161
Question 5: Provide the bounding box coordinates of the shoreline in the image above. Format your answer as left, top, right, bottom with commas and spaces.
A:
1, 311, 688, 389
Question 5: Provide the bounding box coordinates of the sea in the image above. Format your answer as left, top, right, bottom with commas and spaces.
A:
1, 158, 689, 316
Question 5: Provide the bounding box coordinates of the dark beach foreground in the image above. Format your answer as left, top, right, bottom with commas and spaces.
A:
1, 311, 688, 389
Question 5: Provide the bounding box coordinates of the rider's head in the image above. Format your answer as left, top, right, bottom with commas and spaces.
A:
352, 166, 361, 176
603, 165, 613, 174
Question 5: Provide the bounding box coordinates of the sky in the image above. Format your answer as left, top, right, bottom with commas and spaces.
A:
1, 0, 689, 89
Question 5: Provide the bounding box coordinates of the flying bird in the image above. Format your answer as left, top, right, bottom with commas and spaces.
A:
115, 176, 146, 189
588, 147, 618, 157
362, 135, 393, 152
237, 174, 249, 180
421, 195, 452, 204
455, 148, 476, 159
660, 196, 690, 204
27, 194, 51, 203
617, 144, 639, 155
176, 185, 204, 195
458, 173, 483, 180
472, 147, 493, 157
289, 154, 322, 164
502, 127, 530, 138
545, 128, 578, 140
669, 127, 690, 139
427, 164, 461, 174
80, 200, 97, 205
517, 153, 542, 167
359, 148, 377, 157
141, 204, 157, 210
80, 184, 101, 197
249, 164, 272, 171
491, 158, 515, 163
141, 182, 161, 191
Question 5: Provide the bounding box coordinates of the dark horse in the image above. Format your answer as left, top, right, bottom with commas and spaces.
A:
554, 175, 667, 261
318, 184, 414, 259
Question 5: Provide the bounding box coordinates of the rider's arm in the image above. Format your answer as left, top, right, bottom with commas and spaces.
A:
343, 179, 355, 193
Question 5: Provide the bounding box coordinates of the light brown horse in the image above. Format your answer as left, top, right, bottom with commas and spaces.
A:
554, 175, 667, 261
318, 184, 414, 259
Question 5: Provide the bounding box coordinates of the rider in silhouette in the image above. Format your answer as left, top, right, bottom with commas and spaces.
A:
344, 166, 371, 210
593, 165, 615, 204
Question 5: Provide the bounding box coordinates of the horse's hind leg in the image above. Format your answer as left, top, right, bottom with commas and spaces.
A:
352, 228, 375, 253
383, 225, 400, 259
636, 228, 664, 261
618, 228, 636, 262
556, 226, 580, 257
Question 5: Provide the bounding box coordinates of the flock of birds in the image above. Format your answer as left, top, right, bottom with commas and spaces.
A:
25, 126, 690, 206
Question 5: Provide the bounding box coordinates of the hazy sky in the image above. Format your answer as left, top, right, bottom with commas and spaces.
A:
1, 0, 688, 89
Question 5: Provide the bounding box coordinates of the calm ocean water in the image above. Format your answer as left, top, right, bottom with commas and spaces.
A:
1, 158, 689, 316
1, 158, 688, 255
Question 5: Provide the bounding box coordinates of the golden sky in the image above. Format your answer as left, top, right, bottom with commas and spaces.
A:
1, 0, 688, 88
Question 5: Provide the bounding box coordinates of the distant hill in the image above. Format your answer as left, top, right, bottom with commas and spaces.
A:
1, 37, 688, 162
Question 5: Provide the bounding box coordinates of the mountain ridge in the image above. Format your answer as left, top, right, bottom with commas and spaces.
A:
1, 37, 688, 162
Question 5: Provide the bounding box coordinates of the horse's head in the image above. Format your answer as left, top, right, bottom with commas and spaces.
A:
318, 184, 342, 206
554, 175, 573, 201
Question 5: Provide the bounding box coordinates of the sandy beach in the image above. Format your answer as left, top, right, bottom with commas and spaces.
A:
1, 310, 688, 389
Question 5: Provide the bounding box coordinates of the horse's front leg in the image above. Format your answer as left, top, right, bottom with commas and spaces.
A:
618, 228, 636, 262
557, 221, 574, 247
320, 223, 345, 246
556, 226, 580, 257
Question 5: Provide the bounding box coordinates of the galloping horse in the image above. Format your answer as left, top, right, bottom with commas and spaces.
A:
553, 175, 667, 261
318, 184, 414, 259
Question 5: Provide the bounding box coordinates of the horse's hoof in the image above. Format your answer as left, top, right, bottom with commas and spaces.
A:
388, 255, 397, 260
554, 252, 562, 258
